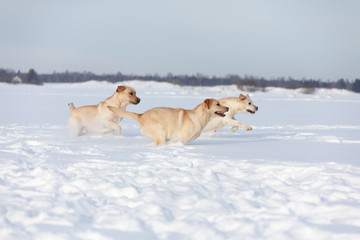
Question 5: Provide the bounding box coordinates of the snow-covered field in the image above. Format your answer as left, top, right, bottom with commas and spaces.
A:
1, 80, 360, 240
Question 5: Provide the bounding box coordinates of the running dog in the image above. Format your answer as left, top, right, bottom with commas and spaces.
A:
108, 99, 228, 145
203, 94, 258, 132
67, 86, 141, 136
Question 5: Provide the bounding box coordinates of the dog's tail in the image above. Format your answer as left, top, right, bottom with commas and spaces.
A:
68, 102, 75, 113
108, 106, 141, 122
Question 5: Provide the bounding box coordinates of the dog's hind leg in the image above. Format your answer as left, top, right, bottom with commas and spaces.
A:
79, 126, 88, 136
68, 119, 84, 137
141, 123, 167, 145
154, 137, 166, 145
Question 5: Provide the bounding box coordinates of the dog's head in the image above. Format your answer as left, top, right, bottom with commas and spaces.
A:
204, 98, 229, 117
239, 94, 258, 114
116, 86, 141, 105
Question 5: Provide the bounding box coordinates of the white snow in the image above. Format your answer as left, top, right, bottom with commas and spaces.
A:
1, 81, 360, 240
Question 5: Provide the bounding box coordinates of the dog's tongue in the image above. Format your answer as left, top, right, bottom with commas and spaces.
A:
215, 111, 225, 117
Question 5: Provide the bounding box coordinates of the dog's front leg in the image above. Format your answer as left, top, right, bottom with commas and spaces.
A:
105, 121, 121, 135
223, 117, 252, 131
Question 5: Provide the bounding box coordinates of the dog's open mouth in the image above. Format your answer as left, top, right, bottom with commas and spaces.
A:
247, 109, 255, 114
215, 111, 226, 117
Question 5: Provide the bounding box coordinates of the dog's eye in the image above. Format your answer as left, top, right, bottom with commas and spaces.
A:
248, 102, 251, 105
217, 103, 220, 106
130, 92, 134, 96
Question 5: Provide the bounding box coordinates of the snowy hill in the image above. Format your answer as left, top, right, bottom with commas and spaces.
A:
1, 81, 360, 239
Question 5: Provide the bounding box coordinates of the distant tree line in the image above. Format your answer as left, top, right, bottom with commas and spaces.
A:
1, 68, 359, 93
0, 68, 42, 85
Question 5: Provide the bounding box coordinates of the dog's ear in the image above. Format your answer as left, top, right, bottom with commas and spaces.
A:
204, 99, 213, 109
116, 86, 126, 93
239, 94, 246, 101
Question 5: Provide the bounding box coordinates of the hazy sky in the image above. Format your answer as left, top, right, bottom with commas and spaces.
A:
1, 0, 359, 80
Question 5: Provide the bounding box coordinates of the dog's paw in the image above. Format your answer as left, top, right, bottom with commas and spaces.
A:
245, 126, 252, 131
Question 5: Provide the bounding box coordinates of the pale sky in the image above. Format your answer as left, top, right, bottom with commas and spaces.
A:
1, 0, 359, 80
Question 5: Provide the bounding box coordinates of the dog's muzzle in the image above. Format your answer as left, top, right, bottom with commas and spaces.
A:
132, 98, 141, 104
247, 106, 258, 114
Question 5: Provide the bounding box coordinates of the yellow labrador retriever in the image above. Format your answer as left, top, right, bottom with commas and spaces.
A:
67, 86, 141, 137
108, 99, 228, 145
203, 94, 258, 132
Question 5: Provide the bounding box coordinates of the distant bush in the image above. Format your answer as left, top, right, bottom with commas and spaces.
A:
301, 87, 316, 94
26, 69, 42, 85
237, 84, 263, 93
